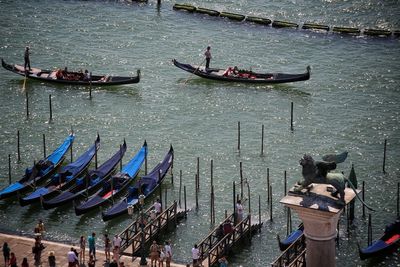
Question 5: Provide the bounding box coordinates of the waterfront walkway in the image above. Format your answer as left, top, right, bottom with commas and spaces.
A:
0, 233, 186, 267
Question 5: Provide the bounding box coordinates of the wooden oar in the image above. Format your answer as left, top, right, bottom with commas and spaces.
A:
22, 70, 27, 90
183, 58, 206, 84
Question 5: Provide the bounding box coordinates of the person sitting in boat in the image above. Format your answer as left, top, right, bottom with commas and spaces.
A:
55, 69, 63, 79
222, 67, 234, 77
232, 66, 239, 75
99, 75, 110, 82
83, 70, 91, 81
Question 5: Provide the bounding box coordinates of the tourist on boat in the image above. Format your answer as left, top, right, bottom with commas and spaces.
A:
223, 67, 233, 77
24, 46, 31, 71
83, 70, 91, 81
204, 46, 212, 69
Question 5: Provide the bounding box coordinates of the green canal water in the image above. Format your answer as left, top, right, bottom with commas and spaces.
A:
0, 0, 399, 266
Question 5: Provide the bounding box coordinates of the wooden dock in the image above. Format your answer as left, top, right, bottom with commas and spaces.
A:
118, 201, 185, 257
271, 231, 306, 267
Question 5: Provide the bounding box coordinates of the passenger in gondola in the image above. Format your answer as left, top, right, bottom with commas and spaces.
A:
83, 70, 90, 81
55, 69, 63, 79
232, 66, 239, 75
222, 67, 233, 77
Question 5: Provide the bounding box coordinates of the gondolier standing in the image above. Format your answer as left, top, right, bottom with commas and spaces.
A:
204, 46, 212, 69
24, 46, 31, 71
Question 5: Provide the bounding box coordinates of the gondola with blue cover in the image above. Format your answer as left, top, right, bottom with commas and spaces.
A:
74, 141, 147, 216
0, 134, 74, 200
277, 223, 304, 251
42, 141, 127, 210
359, 218, 400, 260
19, 135, 100, 206
102, 145, 174, 221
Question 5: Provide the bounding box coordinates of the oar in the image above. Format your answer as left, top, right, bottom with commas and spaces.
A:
183, 58, 206, 84
22, 70, 27, 90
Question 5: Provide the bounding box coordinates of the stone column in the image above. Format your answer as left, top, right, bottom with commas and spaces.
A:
280, 183, 357, 267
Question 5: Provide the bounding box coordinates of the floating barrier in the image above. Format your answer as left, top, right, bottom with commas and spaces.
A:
172, 3, 395, 38
195, 7, 220, 17
363, 29, 392, 37
302, 23, 329, 31
272, 20, 299, 28
173, 3, 196, 12
219, 12, 245, 21
245, 16, 272, 26
332, 26, 361, 35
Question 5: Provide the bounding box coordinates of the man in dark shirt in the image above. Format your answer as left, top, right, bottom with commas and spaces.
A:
24, 46, 31, 71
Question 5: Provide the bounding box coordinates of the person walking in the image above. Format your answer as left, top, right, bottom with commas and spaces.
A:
21, 257, 29, 267
158, 248, 165, 267
88, 232, 96, 261
191, 244, 200, 267
24, 46, 31, 71
204, 46, 212, 69
153, 198, 162, 215
112, 234, 121, 262
149, 241, 159, 267
9, 252, 17, 267
48, 251, 56, 267
104, 234, 111, 262
164, 241, 172, 267
235, 199, 244, 223
79, 235, 86, 263
33, 237, 44, 265
2, 242, 10, 267
67, 248, 79, 267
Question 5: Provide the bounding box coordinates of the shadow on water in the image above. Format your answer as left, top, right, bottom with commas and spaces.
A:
178, 78, 311, 96
21, 202, 43, 220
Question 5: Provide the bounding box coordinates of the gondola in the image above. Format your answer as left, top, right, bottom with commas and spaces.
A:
0, 134, 74, 200
19, 135, 100, 206
102, 145, 174, 221
1, 59, 140, 86
74, 141, 147, 216
42, 141, 127, 210
277, 223, 304, 251
173, 59, 310, 84
359, 218, 400, 260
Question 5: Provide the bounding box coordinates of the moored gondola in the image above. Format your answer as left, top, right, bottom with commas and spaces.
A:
173, 59, 310, 84
42, 141, 127, 210
0, 134, 74, 200
19, 135, 100, 206
359, 218, 400, 260
277, 223, 304, 251
74, 141, 147, 216
1, 59, 140, 86
102, 145, 174, 221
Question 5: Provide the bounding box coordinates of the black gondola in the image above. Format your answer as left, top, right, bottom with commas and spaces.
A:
42, 141, 127, 210
173, 59, 310, 84
2, 59, 140, 86
359, 218, 400, 260
277, 223, 304, 251
102, 145, 174, 221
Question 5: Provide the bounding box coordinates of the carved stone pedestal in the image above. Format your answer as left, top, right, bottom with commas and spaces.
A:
280, 183, 357, 267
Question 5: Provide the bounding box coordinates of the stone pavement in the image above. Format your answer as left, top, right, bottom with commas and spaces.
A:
0, 233, 187, 267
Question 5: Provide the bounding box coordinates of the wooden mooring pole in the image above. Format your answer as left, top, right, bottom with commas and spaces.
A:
258, 195, 261, 232
17, 130, 21, 162
184, 185, 187, 218
195, 174, 199, 210
362, 181, 366, 217
269, 185, 273, 221
49, 94, 53, 122
261, 124, 264, 156
178, 170, 182, 208
233, 181, 236, 225
267, 168, 270, 203
196, 157, 200, 190
25, 91, 29, 119
237, 121, 240, 152
8, 154, 11, 185
290, 102, 294, 131
42, 134, 46, 158
383, 139, 387, 174
397, 182, 399, 217
284, 170, 287, 196
240, 162, 243, 200
210, 159, 213, 188
368, 213, 372, 246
